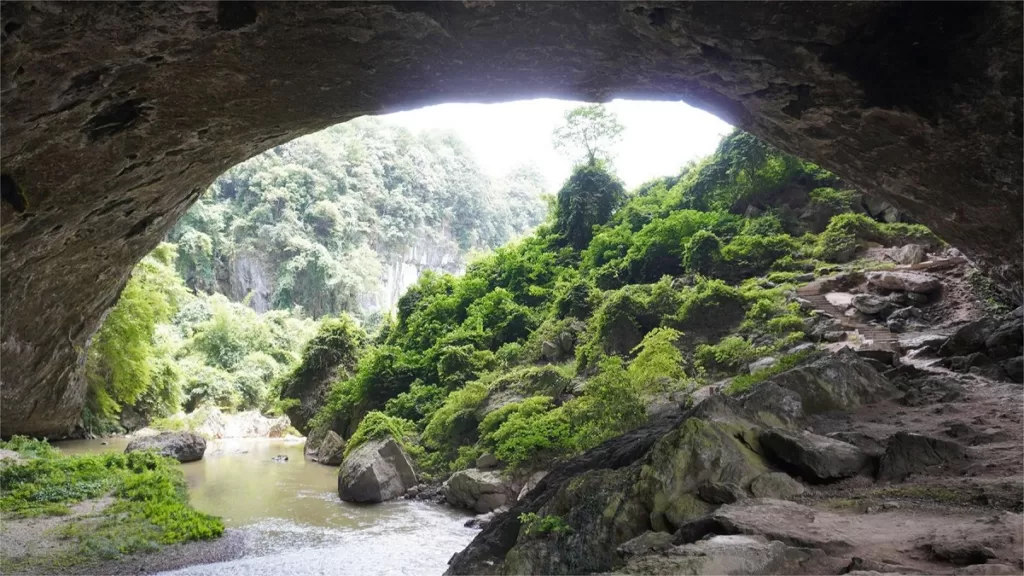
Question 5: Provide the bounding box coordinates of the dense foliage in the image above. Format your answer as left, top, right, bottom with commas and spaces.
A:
170, 117, 548, 318
298, 121, 939, 478
0, 437, 222, 567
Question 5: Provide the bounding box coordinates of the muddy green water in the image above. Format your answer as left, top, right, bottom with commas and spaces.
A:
55, 437, 476, 575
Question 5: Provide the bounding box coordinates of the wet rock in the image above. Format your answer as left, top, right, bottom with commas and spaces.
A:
337, 438, 417, 503
446, 469, 512, 513
620, 534, 799, 575
894, 244, 928, 265
852, 294, 891, 315
866, 271, 941, 294
475, 453, 499, 470
305, 427, 327, 455
465, 506, 507, 529
761, 429, 871, 482
124, 431, 206, 463
877, 432, 966, 482
698, 481, 746, 504
749, 472, 805, 499
316, 430, 346, 466
271, 455, 288, 463
939, 319, 998, 357
747, 356, 777, 374
517, 470, 548, 501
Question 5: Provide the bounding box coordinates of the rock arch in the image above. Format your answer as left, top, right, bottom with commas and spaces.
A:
1, 2, 1021, 436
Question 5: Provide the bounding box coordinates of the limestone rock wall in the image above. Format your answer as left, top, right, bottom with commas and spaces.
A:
1, 2, 1020, 436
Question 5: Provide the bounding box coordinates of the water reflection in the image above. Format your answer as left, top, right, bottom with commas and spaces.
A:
54, 437, 476, 575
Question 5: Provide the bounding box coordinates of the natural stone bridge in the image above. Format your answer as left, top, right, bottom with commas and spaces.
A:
1, 2, 1020, 436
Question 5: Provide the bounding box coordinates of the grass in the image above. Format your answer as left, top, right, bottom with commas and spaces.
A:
0, 436, 223, 565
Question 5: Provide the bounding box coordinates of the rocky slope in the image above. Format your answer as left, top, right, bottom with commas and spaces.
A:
1, 1, 1021, 437
446, 258, 1023, 575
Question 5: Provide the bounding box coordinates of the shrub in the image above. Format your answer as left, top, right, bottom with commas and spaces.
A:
519, 513, 572, 538
555, 162, 626, 250
671, 279, 746, 341
694, 336, 765, 374
421, 382, 490, 455
564, 357, 645, 452
344, 411, 415, 456
627, 327, 686, 394
480, 397, 568, 469
683, 230, 722, 276
725, 349, 815, 394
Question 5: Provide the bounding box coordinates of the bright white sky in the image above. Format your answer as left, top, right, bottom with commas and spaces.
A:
382, 99, 732, 191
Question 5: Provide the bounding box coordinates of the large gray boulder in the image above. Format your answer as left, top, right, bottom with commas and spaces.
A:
446, 468, 513, 513
939, 318, 998, 357
761, 429, 871, 482
316, 430, 346, 466
877, 432, 966, 482
866, 271, 941, 294
125, 431, 206, 463
337, 438, 417, 503
894, 244, 928, 265
851, 294, 890, 315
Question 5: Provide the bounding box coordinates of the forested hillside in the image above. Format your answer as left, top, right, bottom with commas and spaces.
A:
80, 118, 547, 435
285, 126, 938, 477
170, 117, 548, 319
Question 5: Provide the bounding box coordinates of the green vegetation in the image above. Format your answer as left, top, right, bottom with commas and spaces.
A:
0, 437, 222, 566
518, 512, 573, 538
92, 104, 942, 483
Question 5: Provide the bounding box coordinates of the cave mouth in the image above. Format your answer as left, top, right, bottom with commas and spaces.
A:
1, 1, 1019, 441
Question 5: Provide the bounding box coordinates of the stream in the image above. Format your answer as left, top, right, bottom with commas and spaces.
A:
54, 437, 476, 575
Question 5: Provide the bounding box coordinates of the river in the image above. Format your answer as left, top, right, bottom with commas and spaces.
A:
54, 437, 477, 575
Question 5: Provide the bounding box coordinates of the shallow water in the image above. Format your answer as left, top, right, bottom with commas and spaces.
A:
54, 437, 476, 575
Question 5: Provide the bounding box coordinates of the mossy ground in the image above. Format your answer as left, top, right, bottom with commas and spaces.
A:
0, 437, 223, 572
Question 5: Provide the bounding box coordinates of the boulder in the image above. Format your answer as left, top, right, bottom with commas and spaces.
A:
984, 321, 1023, 360
747, 357, 777, 374
761, 429, 871, 482
894, 244, 928, 265
541, 340, 560, 360
1004, 356, 1023, 383
557, 332, 575, 354
906, 291, 930, 304
621, 535, 798, 576
760, 347, 900, 415
826, 431, 886, 458
698, 481, 746, 504
305, 427, 327, 455
866, 271, 941, 294
337, 438, 417, 503
749, 472, 805, 499
446, 468, 512, 513
475, 453, 499, 469
898, 333, 948, 353
877, 432, 966, 482
124, 431, 206, 463
616, 531, 675, 561
939, 319, 997, 357
316, 430, 346, 466
708, 498, 854, 554
517, 470, 548, 501
637, 417, 768, 532
851, 294, 891, 315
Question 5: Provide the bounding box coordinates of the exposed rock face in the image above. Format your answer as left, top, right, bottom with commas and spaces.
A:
124, 431, 206, 463
877, 432, 967, 482
1, 2, 1021, 437
619, 534, 806, 576
337, 438, 417, 503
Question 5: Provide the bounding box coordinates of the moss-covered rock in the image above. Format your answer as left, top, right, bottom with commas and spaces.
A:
636, 416, 768, 532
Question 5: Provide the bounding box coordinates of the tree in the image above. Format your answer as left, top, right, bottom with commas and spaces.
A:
552, 104, 625, 165
554, 162, 626, 250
